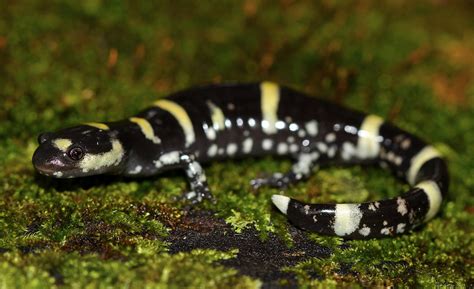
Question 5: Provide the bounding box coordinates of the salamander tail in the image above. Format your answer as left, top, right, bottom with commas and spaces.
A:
271, 195, 290, 215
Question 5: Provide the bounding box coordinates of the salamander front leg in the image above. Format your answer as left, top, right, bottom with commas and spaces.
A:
155, 151, 213, 204
251, 151, 320, 189
179, 154, 213, 204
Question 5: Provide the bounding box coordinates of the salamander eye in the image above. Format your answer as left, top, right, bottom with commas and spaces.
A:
68, 147, 84, 161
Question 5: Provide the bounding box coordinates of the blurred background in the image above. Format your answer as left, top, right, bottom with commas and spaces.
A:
1, 1, 473, 138
0, 1, 472, 288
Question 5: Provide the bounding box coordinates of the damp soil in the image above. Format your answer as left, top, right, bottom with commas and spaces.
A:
166, 210, 332, 289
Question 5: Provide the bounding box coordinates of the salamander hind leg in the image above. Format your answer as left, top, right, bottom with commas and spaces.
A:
251, 151, 320, 189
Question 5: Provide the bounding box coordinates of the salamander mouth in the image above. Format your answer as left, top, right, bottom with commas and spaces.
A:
33, 160, 67, 178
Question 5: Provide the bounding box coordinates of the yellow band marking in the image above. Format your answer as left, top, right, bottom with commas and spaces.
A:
207, 101, 225, 130
84, 122, 109, 130
79, 139, 124, 173
154, 99, 195, 147
129, 117, 161, 144
415, 180, 442, 221
357, 115, 384, 159
407, 146, 441, 185
260, 81, 280, 134
53, 138, 72, 152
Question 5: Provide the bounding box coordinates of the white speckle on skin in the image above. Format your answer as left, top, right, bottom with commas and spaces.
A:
341, 142, 356, 160
305, 120, 318, 136
53, 171, 63, 178
129, 165, 142, 175
325, 132, 336, 142
287, 136, 295, 143
380, 227, 392, 235
226, 143, 238, 156
327, 145, 337, 158
289, 123, 299, 131
248, 118, 256, 127
186, 191, 197, 200
394, 155, 403, 166
203, 123, 216, 140
401, 138, 411, 150
225, 118, 232, 129
396, 223, 406, 233
273, 172, 283, 179
53, 138, 72, 152
397, 197, 408, 216
333, 204, 363, 236
289, 144, 299, 153
262, 139, 273, 150
359, 225, 371, 236
409, 209, 415, 223
368, 201, 380, 211
187, 162, 204, 181
275, 120, 286, 130
316, 142, 328, 153
304, 205, 310, 215
383, 220, 388, 226
218, 148, 224, 155
153, 151, 180, 169
207, 144, 218, 157
242, 138, 253, 153
277, 143, 288, 155
386, 151, 394, 161
79, 139, 124, 173
292, 152, 319, 175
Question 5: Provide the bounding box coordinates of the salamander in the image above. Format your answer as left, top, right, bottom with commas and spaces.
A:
32, 82, 449, 239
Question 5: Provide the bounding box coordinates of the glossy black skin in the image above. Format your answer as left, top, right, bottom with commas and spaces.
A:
121, 84, 365, 171
33, 83, 449, 238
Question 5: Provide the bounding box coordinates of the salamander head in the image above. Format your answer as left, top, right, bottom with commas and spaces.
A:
32, 124, 125, 178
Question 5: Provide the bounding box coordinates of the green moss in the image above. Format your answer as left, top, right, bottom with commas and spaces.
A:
0, 249, 260, 289
0, 0, 473, 288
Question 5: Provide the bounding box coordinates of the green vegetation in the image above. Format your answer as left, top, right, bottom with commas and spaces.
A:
0, 1, 472, 288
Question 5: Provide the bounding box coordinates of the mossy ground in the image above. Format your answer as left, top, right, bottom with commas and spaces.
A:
0, 1, 473, 288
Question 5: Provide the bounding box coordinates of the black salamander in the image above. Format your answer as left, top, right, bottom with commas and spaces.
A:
32, 82, 449, 239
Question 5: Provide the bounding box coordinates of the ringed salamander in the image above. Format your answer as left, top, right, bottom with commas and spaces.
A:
32, 82, 449, 239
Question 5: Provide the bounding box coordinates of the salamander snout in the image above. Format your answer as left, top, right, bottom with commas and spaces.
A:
32, 141, 69, 177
